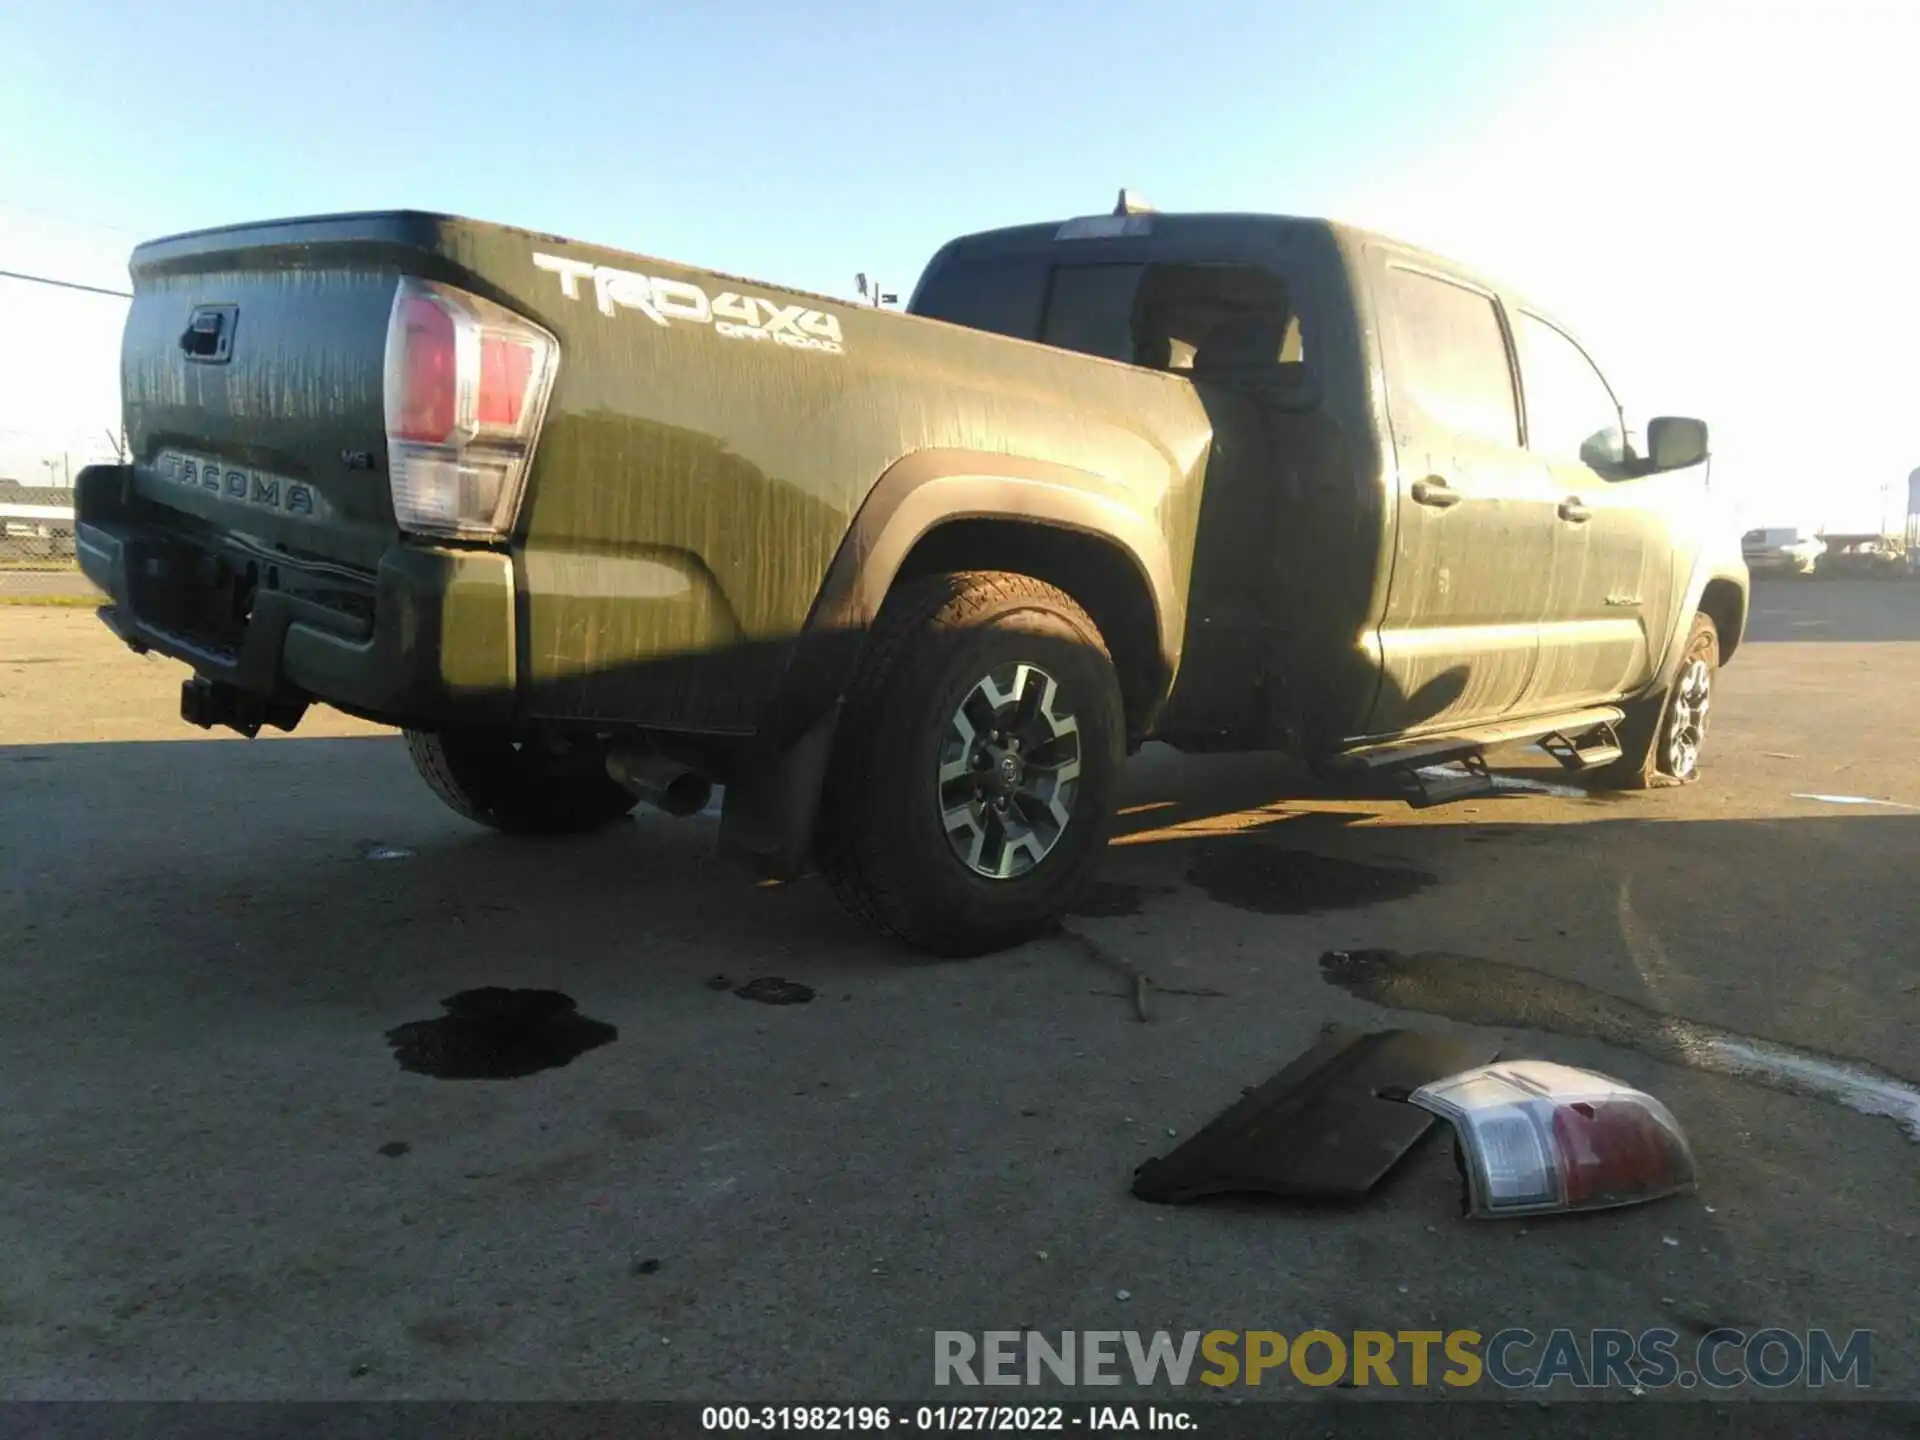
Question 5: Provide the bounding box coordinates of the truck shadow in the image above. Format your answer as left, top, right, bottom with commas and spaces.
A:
3, 734, 1915, 1085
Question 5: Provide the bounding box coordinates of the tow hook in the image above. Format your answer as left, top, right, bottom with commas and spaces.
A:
180, 677, 307, 739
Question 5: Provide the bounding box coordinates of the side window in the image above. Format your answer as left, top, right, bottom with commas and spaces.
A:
1131, 263, 1306, 390
1515, 312, 1626, 471
1382, 266, 1520, 447
1039, 264, 1145, 363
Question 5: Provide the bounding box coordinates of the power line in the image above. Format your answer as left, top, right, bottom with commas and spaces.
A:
0, 268, 131, 299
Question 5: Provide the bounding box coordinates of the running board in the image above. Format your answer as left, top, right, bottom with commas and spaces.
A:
1327, 706, 1627, 777
1392, 753, 1494, 807
1540, 721, 1624, 771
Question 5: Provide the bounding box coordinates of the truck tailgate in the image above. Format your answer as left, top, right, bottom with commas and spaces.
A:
120, 213, 451, 572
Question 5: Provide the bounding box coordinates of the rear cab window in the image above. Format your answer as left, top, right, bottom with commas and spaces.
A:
909, 230, 1313, 402
1039, 264, 1145, 362
908, 252, 1049, 342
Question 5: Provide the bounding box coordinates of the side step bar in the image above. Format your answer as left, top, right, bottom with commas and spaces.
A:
1540, 722, 1624, 771
1326, 706, 1626, 808
1328, 705, 1627, 776
1391, 753, 1493, 807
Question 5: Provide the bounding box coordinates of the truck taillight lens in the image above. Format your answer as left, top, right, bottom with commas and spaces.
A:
478, 335, 534, 429
1408, 1061, 1698, 1219
382, 277, 559, 541
392, 295, 458, 443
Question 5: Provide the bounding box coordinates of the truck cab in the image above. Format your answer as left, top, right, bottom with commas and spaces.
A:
910, 206, 1746, 762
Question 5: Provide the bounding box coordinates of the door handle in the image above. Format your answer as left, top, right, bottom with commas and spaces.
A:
1558, 498, 1591, 523
179, 304, 237, 364
1411, 477, 1461, 508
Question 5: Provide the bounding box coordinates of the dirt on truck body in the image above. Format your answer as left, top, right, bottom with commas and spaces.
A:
77, 196, 1749, 953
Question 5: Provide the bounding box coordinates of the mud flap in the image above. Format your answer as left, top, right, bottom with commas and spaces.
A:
1594, 690, 1689, 789
717, 701, 841, 881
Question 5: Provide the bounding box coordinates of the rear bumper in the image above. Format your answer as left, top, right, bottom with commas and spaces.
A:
75, 465, 516, 726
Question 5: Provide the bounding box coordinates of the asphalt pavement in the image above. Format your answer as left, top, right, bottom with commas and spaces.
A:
1, 582, 1916, 1405
0, 567, 98, 601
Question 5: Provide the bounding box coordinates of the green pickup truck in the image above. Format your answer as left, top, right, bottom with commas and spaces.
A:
76, 197, 1748, 954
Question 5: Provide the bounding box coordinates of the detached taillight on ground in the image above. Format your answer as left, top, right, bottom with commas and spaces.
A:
382, 277, 559, 540
1409, 1060, 1698, 1219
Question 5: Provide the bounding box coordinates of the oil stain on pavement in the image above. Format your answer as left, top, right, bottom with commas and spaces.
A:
1320, 948, 1920, 1140
1189, 845, 1435, 915
385, 988, 617, 1080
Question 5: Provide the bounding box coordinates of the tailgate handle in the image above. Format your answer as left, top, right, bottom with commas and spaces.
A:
180, 305, 237, 364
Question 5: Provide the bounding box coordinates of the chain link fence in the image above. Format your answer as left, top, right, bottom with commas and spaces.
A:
0, 524, 77, 568
0, 486, 78, 569
0, 427, 116, 571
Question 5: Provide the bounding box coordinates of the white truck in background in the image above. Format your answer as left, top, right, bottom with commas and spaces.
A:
1741, 527, 1826, 577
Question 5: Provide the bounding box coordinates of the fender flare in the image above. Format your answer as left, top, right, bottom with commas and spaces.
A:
813, 448, 1181, 666
718, 448, 1183, 873
1646, 556, 1749, 697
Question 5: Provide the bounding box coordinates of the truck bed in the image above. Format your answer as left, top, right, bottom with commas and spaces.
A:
90, 211, 1216, 734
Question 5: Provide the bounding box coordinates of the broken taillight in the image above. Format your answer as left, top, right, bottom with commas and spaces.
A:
381, 277, 559, 540
1408, 1061, 1698, 1219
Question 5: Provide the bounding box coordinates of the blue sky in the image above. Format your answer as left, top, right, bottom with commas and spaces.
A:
2, 0, 1915, 528
1, 0, 1620, 296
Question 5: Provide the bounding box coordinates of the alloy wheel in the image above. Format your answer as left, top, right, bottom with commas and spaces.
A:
936, 662, 1082, 879
1665, 655, 1712, 779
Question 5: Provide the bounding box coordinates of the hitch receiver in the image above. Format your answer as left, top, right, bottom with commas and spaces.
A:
181, 677, 308, 739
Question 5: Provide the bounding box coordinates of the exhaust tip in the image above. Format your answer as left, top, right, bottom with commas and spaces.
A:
657, 771, 713, 819
606, 749, 714, 818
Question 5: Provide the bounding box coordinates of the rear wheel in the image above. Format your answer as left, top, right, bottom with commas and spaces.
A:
1589, 611, 1719, 789
405, 729, 639, 834
815, 570, 1125, 956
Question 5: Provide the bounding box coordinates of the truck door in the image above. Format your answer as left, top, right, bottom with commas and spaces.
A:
1367, 257, 1557, 735
1509, 311, 1675, 711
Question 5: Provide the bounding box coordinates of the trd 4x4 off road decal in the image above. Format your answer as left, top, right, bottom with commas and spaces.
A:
533, 253, 844, 355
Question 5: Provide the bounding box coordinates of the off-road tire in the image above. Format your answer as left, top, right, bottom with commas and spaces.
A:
814, 570, 1126, 956
1588, 611, 1719, 790
405, 728, 639, 835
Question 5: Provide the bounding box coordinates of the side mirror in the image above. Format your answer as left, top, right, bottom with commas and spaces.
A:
1647, 416, 1709, 471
